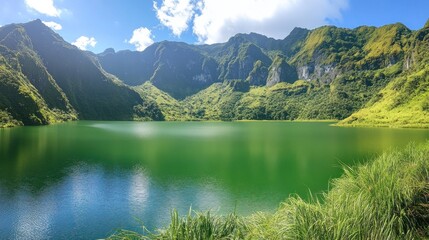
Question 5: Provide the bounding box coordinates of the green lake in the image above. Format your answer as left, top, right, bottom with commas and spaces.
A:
0, 121, 428, 239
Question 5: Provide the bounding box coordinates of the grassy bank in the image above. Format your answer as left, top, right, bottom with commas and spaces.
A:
108, 142, 429, 239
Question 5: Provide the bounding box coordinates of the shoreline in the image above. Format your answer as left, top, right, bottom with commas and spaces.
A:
3, 118, 429, 130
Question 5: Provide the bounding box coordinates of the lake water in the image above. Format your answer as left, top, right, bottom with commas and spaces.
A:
0, 121, 428, 239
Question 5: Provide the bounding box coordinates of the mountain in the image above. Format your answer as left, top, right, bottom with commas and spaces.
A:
130, 23, 426, 126
98, 41, 219, 99
97, 29, 310, 98
0, 19, 428, 128
0, 19, 162, 127
339, 22, 429, 127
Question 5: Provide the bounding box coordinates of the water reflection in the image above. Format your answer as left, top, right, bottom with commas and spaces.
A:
91, 122, 235, 138
0, 121, 427, 239
14, 192, 55, 240
128, 168, 150, 214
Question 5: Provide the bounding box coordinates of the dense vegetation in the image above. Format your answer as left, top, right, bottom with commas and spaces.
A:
0, 20, 162, 127
340, 22, 429, 127
98, 41, 219, 99
1, 19, 428, 127
109, 142, 429, 239
96, 20, 429, 128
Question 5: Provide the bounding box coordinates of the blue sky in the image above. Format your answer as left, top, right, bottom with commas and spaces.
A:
0, 0, 427, 53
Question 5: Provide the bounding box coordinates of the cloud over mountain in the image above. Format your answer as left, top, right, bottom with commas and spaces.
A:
72, 36, 97, 50
42, 21, 62, 30
129, 27, 154, 51
25, 0, 62, 17
153, 0, 348, 43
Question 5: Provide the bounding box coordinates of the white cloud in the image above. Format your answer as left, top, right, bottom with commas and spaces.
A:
42, 21, 62, 30
153, 0, 195, 37
171, 0, 346, 44
72, 36, 97, 50
128, 27, 154, 51
25, 0, 62, 17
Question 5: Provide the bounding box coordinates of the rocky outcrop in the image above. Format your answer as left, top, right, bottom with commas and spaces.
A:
266, 56, 297, 87
297, 63, 339, 83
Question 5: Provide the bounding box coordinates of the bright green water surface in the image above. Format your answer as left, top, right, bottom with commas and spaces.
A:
0, 121, 427, 239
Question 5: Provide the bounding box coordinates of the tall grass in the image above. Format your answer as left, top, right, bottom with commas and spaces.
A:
108, 143, 429, 239
109, 210, 247, 240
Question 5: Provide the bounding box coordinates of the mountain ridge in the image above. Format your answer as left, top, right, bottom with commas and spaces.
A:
0, 19, 428, 128
0, 19, 163, 127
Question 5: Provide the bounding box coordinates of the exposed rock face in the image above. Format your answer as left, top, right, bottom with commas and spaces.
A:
404, 52, 416, 70
266, 56, 297, 87
298, 65, 312, 80
314, 65, 339, 84
297, 64, 339, 83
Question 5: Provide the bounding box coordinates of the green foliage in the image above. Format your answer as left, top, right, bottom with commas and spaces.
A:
1, 19, 428, 128
16, 49, 75, 113
280, 27, 310, 58
182, 83, 244, 121
359, 23, 411, 69
174, 65, 392, 122
290, 24, 411, 72
339, 66, 429, 128
0, 110, 21, 128
291, 26, 362, 67
0, 63, 58, 126
0, 20, 163, 127
246, 60, 269, 86
133, 102, 164, 121
133, 21, 424, 127
109, 210, 247, 240
109, 143, 429, 239
134, 82, 185, 121
23, 23, 142, 120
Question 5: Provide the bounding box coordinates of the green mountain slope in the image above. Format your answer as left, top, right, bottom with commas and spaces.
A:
339, 24, 429, 127
183, 82, 244, 120
0, 20, 162, 127
22, 20, 153, 120
0, 24, 76, 127
133, 82, 183, 121
98, 41, 219, 99
1, 19, 428, 128
176, 23, 427, 126
0, 55, 65, 127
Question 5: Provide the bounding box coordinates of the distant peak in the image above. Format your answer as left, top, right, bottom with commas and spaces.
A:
291, 27, 309, 32
28, 19, 44, 25
288, 27, 310, 36
24, 19, 49, 30
283, 27, 309, 42
248, 32, 266, 37
103, 48, 115, 54
226, 34, 246, 46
